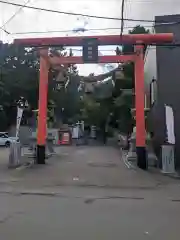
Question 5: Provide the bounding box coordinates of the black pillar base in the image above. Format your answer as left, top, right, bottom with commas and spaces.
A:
36, 145, 46, 164
136, 146, 148, 170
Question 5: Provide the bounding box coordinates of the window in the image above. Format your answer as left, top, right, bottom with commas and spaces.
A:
0, 134, 8, 138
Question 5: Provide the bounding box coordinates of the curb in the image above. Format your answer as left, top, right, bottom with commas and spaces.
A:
15, 161, 34, 171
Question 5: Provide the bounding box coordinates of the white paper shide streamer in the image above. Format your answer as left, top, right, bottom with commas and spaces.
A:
165, 105, 175, 144
161, 105, 176, 174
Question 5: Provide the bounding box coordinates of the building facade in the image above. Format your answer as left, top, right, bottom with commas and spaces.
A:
145, 14, 180, 169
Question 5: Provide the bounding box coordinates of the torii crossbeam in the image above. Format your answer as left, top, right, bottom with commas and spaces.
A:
14, 33, 173, 169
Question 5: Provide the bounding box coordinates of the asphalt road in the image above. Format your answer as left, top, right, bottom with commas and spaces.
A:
0, 189, 180, 240
0, 145, 179, 239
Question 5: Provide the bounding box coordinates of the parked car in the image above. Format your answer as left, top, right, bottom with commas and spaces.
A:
0, 132, 19, 147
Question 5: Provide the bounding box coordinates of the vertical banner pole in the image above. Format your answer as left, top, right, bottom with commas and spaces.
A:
134, 44, 147, 170
36, 49, 49, 164
16, 107, 24, 139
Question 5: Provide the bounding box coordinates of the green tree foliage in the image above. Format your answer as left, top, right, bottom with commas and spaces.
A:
122, 25, 149, 54
110, 25, 149, 133
0, 43, 78, 130
0, 44, 40, 128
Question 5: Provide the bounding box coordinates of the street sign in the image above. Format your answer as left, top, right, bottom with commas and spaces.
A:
82, 38, 98, 63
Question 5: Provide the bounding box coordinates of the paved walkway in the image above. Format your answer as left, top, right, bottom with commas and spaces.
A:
1, 146, 180, 239
0, 145, 178, 192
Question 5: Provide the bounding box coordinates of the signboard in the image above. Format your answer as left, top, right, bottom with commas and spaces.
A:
62, 133, 70, 143
58, 131, 71, 145
82, 38, 98, 63
161, 145, 175, 174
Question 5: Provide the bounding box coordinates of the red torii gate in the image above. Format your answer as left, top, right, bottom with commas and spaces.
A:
14, 33, 173, 169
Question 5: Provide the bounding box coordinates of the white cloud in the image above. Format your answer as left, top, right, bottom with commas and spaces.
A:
0, 0, 179, 75
0, 0, 122, 75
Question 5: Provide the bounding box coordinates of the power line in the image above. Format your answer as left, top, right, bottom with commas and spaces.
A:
120, 0, 126, 37
0, 26, 9, 34
9, 22, 171, 36
0, 1, 179, 37
8, 19, 180, 36
0, 0, 179, 36
10, 26, 146, 35
10, 27, 125, 35
0, 0, 169, 23
0, 0, 32, 34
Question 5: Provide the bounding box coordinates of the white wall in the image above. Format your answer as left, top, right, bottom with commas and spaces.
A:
145, 45, 157, 84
